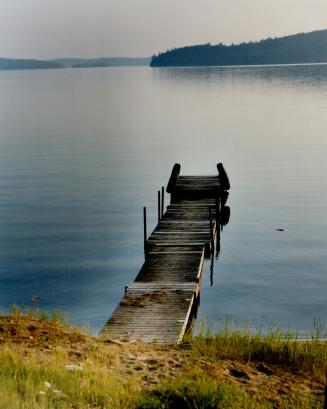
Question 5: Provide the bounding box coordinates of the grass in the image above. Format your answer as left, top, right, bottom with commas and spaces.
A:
10, 303, 71, 327
0, 309, 326, 408
138, 379, 258, 409
188, 326, 327, 378
0, 348, 140, 409
0, 346, 260, 409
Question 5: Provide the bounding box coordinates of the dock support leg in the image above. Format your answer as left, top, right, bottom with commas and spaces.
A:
161, 186, 164, 218
143, 206, 148, 256
216, 189, 221, 256
158, 190, 161, 222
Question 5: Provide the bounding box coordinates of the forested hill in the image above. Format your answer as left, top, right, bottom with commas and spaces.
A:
0, 58, 63, 70
150, 29, 327, 67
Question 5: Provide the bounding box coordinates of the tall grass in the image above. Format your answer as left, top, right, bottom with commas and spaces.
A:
188, 323, 327, 378
0, 345, 259, 409
139, 380, 257, 409
9, 304, 70, 327
0, 348, 141, 409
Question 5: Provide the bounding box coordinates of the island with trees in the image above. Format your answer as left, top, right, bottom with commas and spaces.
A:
150, 29, 327, 67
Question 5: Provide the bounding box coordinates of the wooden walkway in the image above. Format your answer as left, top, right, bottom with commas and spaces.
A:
100, 163, 230, 344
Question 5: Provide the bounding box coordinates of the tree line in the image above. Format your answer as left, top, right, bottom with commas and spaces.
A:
150, 29, 327, 67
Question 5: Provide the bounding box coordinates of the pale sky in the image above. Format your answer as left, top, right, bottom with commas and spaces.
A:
0, 0, 326, 59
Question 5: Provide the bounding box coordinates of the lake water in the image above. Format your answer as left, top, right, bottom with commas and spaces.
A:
0, 64, 326, 337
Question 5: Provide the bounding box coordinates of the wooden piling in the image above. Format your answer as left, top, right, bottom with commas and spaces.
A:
215, 188, 220, 226
158, 190, 161, 222
161, 186, 164, 218
166, 163, 181, 196
143, 206, 147, 256
217, 163, 230, 191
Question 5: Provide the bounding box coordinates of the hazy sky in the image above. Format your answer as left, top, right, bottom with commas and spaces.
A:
1, 0, 327, 59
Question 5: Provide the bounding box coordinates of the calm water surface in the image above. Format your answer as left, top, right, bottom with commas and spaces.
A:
0, 65, 326, 336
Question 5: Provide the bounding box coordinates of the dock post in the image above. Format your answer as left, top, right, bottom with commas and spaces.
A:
215, 188, 220, 227
143, 207, 147, 256
194, 291, 198, 319
167, 163, 181, 204
216, 188, 221, 255
209, 207, 214, 254
161, 186, 164, 218
219, 197, 222, 230
158, 190, 161, 222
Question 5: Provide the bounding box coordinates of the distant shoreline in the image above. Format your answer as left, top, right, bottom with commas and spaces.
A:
0, 56, 151, 71
2, 61, 327, 72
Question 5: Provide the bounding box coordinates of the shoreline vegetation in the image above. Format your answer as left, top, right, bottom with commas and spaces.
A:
0, 307, 326, 408
150, 28, 327, 67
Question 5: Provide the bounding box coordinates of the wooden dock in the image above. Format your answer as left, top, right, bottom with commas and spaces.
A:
100, 163, 230, 344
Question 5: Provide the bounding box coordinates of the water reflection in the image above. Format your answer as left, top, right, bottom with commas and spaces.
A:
190, 198, 231, 328
211, 203, 231, 286
153, 63, 327, 91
